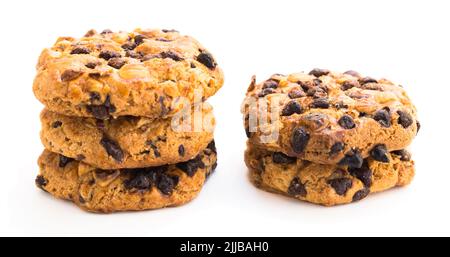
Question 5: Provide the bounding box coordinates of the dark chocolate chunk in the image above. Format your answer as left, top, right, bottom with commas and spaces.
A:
352, 188, 370, 202
310, 98, 329, 109
107, 58, 126, 69
124, 172, 152, 191
309, 68, 330, 77
156, 174, 178, 195
287, 177, 307, 197
338, 114, 356, 129
176, 155, 205, 177
258, 88, 276, 97
291, 127, 310, 154
61, 70, 83, 82
58, 155, 73, 168
161, 51, 183, 61
121, 42, 137, 51
330, 142, 345, 155
342, 81, 358, 91
349, 161, 373, 187
272, 152, 297, 164
52, 121, 62, 128
397, 110, 413, 128
100, 135, 124, 162
328, 178, 353, 196
178, 145, 185, 157
86, 95, 116, 120
288, 89, 306, 99
206, 140, 217, 154
99, 50, 121, 60
85, 62, 98, 69
338, 149, 363, 168
35, 175, 48, 189
391, 149, 411, 161
262, 80, 278, 89
370, 144, 389, 163
359, 77, 378, 85
373, 108, 391, 128
70, 47, 91, 55
134, 34, 147, 45
196, 51, 216, 69
281, 101, 303, 116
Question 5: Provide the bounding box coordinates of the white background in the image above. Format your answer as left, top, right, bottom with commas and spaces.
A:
0, 0, 449, 236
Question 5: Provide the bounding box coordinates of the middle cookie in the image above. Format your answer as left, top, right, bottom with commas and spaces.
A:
40, 105, 215, 170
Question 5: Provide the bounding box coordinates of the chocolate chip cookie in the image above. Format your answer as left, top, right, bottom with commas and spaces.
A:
245, 142, 414, 206
36, 142, 217, 213
243, 69, 419, 168
40, 104, 215, 170
33, 28, 224, 119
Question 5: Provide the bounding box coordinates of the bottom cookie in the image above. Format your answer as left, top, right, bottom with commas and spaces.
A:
245, 142, 414, 206
36, 141, 217, 213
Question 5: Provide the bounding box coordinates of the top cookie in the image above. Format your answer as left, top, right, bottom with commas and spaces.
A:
33, 28, 224, 119
243, 69, 419, 168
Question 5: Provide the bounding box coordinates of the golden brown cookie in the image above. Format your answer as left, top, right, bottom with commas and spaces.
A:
33, 28, 224, 119
245, 142, 414, 206
243, 69, 419, 168
35, 143, 217, 213
40, 103, 215, 170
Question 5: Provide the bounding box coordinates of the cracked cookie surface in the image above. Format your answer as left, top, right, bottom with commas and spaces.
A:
36, 143, 217, 213
40, 104, 215, 169
245, 142, 414, 206
243, 69, 419, 167
33, 28, 224, 119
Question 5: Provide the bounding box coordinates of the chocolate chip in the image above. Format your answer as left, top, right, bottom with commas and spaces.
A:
258, 88, 276, 97
352, 188, 370, 202
207, 140, 217, 154
85, 62, 97, 69
52, 121, 62, 128
391, 149, 411, 161
262, 80, 278, 89
160, 51, 183, 61
344, 70, 361, 78
100, 29, 113, 34
190, 63, 196, 68
334, 102, 348, 109
176, 155, 205, 177
338, 115, 356, 129
88, 73, 101, 79
310, 98, 329, 109
157, 174, 179, 195
281, 101, 303, 116
370, 144, 389, 163
84, 29, 97, 37
58, 155, 73, 168
147, 141, 161, 158
99, 50, 121, 60
196, 51, 216, 69
338, 149, 363, 168
359, 77, 378, 85
330, 142, 344, 155
307, 87, 327, 98
416, 121, 421, 134
134, 35, 147, 45
348, 162, 372, 187
178, 145, 185, 157
70, 47, 91, 55
291, 127, 310, 154
100, 135, 124, 162
288, 89, 306, 99
89, 92, 101, 102
373, 108, 391, 128
124, 172, 152, 191
126, 50, 144, 59
328, 178, 353, 196
397, 110, 413, 128
162, 29, 178, 33
287, 177, 307, 197
107, 58, 126, 69
86, 95, 116, 120
121, 42, 136, 51
309, 68, 330, 77
61, 70, 83, 82
342, 81, 358, 91
35, 175, 48, 189
272, 152, 297, 164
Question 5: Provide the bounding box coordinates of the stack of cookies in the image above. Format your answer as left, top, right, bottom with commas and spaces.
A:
33, 28, 224, 213
243, 69, 419, 206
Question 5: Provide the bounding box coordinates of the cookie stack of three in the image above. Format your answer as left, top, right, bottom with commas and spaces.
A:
32, 29, 224, 213
243, 69, 419, 206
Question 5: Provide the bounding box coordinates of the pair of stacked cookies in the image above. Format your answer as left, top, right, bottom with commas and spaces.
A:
243, 69, 419, 206
33, 29, 224, 212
